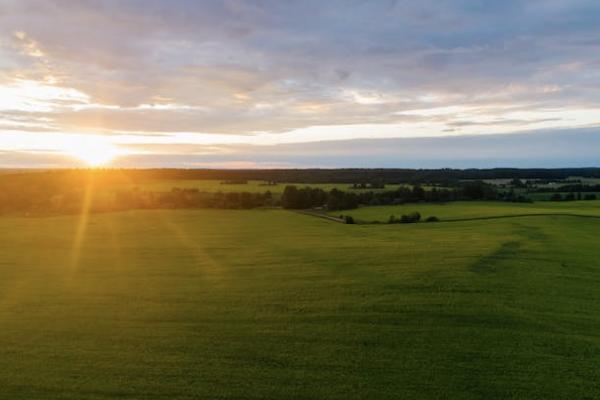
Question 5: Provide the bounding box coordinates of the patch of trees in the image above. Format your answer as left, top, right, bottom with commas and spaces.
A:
326, 189, 359, 210
549, 193, 597, 201
115, 188, 275, 210
526, 179, 582, 186
0, 185, 278, 215
548, 184, 600, 193
388, 212, 421, 224
281, 186, 328, 209
350, 184, 460, 206
279, 183, 486, 211
459, 181, 497, 200
497, 190, 533, 203
280, 186, 359, 211
350, 182, 385, 189
510, 178, 527, 188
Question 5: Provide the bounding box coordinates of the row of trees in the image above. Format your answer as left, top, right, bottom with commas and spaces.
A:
388, 212, 422, 224
550, 193, 597, 201
116, 188, 276, 210
279, 187, 362, 211
0, 187, 278, 214
350, 182, 385, 189
280, 181, 498, 210
540, 184, 600, 193
0, 179, 501, 215
498, 190, 533, 203
5, 168, 600, 189
0, 181, 500, 215
280, 186, 329, 209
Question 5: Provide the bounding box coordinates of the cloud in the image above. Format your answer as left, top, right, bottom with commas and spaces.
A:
0, 0, 600, 165
4, 127, 599, 169
111, 127, 600, 169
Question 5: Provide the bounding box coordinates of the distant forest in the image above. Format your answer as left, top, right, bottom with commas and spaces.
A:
110, 167, 600, 182
3, 167, 600, 183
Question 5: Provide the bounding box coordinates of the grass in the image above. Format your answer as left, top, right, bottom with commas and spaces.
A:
334, 200, 600, 222
107, 179, 409, 194
1, 208, 600, 398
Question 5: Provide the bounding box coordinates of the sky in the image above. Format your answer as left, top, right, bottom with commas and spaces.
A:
1, 0, 600, 168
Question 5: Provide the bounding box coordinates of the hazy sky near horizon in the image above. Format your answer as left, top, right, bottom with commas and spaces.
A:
1, 0, 600, 168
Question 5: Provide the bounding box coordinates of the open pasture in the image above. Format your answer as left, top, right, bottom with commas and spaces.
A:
1, 209, 600, 399
335, 200, 600, 223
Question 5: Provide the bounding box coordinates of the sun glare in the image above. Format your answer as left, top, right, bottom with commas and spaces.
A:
68, 143, 120, 167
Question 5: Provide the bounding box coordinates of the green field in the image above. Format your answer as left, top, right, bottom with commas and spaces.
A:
108, 180, 406, 194
112, 179, 284, 193
334, 200, 600, 222
1, 208, 600, 399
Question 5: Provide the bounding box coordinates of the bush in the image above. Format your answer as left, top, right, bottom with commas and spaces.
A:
409, 211, 421, 222
399, 211, 421, 223
425, 216, 439, 222
282, 185, 327, 209
344, 215, 355, 224
550, 193, 563, 201
460, 181, 496, 200
327, 189, 359, 211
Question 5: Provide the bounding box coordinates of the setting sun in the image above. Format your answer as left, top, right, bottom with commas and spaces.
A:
68, 143, 120, 166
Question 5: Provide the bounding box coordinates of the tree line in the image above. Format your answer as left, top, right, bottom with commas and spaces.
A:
280, 181, 497, 210
535, 183, 600, 193
0, 179, 501, 215
3, 168, 600, 187
549, 192, 597, 201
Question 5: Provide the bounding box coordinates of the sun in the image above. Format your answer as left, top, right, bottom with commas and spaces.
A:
68, 143, 120, 167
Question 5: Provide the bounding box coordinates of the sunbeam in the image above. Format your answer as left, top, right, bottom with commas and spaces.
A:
152, 210, 224, 280
69, 172, 96, 270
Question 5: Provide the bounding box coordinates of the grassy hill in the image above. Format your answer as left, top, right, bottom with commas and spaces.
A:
332, 200, 600, 222
1, 209, 599, 399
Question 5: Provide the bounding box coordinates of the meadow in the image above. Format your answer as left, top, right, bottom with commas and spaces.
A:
334, 200, 600, 223
106, 179, 404, 194
1, 208, 600, 399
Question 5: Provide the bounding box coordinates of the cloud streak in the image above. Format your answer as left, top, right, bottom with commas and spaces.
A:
1, 0, 600, 166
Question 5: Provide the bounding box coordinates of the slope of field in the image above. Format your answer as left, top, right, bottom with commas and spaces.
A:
334, 200, 600, 222
1, 210, 600, 399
